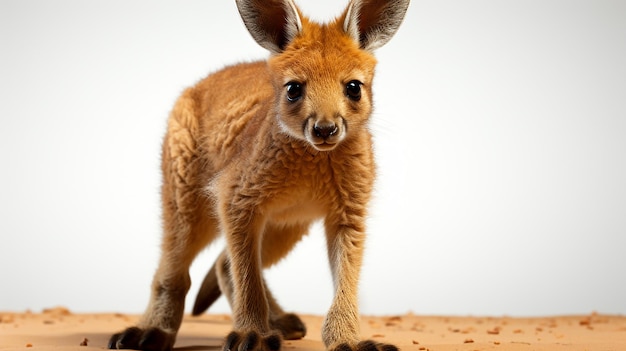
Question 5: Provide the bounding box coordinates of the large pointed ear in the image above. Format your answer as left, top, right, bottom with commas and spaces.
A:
343, 0, 410, 52
236, 0, 302, 54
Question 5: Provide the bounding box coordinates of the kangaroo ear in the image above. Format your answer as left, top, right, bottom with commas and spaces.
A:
343, 0, 410, 52
236, 0, 302, 54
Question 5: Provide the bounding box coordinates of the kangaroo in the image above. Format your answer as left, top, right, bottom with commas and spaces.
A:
108, 1, 409, 351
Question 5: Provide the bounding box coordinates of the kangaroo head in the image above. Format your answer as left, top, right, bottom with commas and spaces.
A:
236, 0, 409, 151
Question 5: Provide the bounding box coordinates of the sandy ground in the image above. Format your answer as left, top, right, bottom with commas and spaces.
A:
1, 307, 625, 351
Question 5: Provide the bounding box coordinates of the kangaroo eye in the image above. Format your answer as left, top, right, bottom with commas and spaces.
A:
285, 81, 303, 102
346, 80, 362, 101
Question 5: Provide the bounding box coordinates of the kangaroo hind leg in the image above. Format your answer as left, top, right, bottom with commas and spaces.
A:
108, 202, 218, 351
261, 222, 310, 340
109, 90, 219, 351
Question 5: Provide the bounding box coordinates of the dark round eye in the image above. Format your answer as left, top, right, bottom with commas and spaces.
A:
346, 80, 362, 101
285, 81, 303, 102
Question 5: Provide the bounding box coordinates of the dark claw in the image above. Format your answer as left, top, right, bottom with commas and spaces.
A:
109, 326, 142, 349
379, 344, 399, 351
223, 331, 282, 351
108, 332, 123, 349
240, 332, 259, 351
108, 327, 172, 351
331, 341, 399, 351
334, 343, 353, 351
139, 327, 171, 351
224, 331, 241, 351
356, 340, 379, 351
265, 333, 282, 351
108, 332, 121, 349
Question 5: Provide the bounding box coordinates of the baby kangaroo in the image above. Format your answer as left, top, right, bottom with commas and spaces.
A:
108, 0, 409, 351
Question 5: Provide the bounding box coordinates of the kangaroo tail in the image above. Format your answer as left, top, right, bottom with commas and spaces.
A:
192, 260, 222, 316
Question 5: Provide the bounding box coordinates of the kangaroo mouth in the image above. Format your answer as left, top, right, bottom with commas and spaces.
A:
312, 141, 338, 151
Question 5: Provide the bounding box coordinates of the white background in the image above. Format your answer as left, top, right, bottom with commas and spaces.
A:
1, 0, 625, 317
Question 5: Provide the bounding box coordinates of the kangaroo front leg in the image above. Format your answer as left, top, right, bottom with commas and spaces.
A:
323, 219, 398, 351
221, 209, 282, 351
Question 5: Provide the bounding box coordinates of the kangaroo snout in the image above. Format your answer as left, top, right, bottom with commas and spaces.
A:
313, 121, 338, 138
305, 118, 346, 151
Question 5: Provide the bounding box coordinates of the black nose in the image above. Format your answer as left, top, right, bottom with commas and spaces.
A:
313, 122, 338, 139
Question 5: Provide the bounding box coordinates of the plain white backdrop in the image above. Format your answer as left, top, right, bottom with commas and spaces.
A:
1, 0, 625, 317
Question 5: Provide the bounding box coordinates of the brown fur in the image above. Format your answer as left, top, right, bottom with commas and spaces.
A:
108, 1, 409, 351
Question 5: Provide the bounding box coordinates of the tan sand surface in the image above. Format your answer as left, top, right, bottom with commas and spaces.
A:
1, 307, 625, 351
